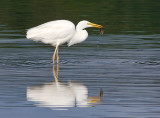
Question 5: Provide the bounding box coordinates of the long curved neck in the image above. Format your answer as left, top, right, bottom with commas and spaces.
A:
68, 29, 88, 46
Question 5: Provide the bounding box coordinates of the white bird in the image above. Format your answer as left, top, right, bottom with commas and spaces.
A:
26, 20, 103, 64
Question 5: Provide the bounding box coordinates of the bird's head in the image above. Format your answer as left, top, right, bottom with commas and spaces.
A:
77, 20, 103, 30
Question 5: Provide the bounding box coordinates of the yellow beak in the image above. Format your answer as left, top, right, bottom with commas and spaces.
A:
88, 22, 103, 28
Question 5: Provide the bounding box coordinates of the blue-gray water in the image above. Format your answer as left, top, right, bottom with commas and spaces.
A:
0, 0, 160, 118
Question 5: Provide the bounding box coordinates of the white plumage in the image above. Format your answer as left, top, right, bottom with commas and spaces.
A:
26, 20, 103, 63
27, 20, 75, 46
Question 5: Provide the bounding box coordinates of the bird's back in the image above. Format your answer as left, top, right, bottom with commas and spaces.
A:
26, 20, 75, 46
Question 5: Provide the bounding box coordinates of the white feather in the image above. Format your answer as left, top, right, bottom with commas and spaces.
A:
27, 20, 75, 46
68, 30, 88, 46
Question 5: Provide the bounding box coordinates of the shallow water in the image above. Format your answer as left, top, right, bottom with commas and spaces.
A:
0, 0, 160, 118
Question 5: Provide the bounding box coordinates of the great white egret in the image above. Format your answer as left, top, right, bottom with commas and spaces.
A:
26, 20, 103, 64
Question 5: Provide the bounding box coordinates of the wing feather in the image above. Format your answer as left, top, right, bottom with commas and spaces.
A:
26, 20, 75, 46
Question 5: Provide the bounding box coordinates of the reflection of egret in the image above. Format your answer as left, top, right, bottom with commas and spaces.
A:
26, 20, 103, 64
27, 81, 103, 110
27, 62, 103, 110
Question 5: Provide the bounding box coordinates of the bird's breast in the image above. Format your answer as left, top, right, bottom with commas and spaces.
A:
68, 30, 88, 46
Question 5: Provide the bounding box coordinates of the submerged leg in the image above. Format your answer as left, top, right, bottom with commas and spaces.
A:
52, 64, 58, 82
56, 62, 59, 80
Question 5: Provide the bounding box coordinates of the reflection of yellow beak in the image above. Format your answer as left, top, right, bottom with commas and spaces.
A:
88, 97, 101, 104
88, 89, 103, 104
88, 22, 103, 28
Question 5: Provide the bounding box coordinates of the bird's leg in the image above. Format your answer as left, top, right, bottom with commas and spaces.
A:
52, 46, 58, 64
56, 46, 59, 64
56, 46, 59, 79
52, 46, 59, 81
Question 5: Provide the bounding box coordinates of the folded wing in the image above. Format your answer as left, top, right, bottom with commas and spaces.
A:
26, 20, 75, 46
